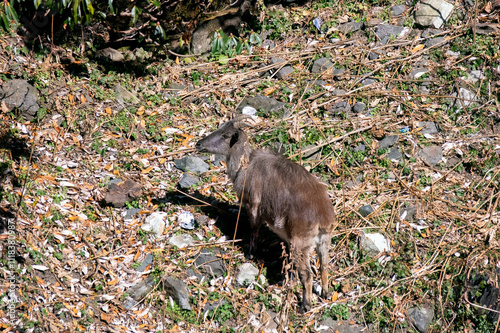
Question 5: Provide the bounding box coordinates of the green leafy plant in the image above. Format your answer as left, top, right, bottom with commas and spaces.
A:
211, 29, 261, 63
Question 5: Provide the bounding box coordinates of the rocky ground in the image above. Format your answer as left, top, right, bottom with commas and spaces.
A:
1, 0, 500, 332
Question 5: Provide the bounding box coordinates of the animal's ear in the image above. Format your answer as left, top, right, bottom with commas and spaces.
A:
229, 131, 239, 147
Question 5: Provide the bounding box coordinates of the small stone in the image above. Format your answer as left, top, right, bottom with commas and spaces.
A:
378, 135, 399, 149
416, 121, 439, 135
359, 205, 374, 217
360, 232, 391, 257
123, 208, 141, 221
162, 276, 191, 310
270, 57, 294, 78
311, 58, 334, 74
142, 212, 168, 237
375, 24, 407, 41
339, 21, 364, 34
425, 36, 446, 48
237, 95, 286, 116
361, 78, 377, 86
178, 173, 201, 189
408, 306, 434, 333
353, 102, 366, 113
0, 79, 39, 120
123, 276, 156, 309
169, 234, 195, 249
114, 84, 139, 105
178, 210, 195, 230
353, 143, 366, 153
410, 68, 429, 79
236, 263, 260, 286
136, 254, 153, 272
417, 145, 443, 165
368, 51, 380, 60
329, 101, 351, 114
415, 0, 454, 28
387, 148, 403, 161
400, 205, 417, 221
195, 249, 227, 277
391, 4, 407, 16
96, 47, 124, 61
302, 144, 322, 162
174, 156, 209, 173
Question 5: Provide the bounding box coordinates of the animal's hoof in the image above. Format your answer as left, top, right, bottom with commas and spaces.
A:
299, 302, 311, 314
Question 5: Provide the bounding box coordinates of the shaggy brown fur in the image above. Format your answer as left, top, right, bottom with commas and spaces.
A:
196, 117, 335, 312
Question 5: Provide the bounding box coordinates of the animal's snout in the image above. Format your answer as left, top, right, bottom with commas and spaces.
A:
195, 140, 202, 151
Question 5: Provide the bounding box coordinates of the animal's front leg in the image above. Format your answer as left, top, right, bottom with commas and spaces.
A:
247, 205, 262, 259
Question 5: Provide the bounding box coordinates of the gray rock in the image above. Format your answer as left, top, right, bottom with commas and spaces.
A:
368, 51, 380, 60
123, 276, 156, 309
270, 57, 294, 78
408, 306, 434, 333
361, 78, 377, 86
192, 18, 221, 54
378, 135, 399, 149
174, 156, 209, 173
169, 234, 195, 249
163, 276, 191, 310
463, 70, 484, 84
330, 101, 351, 114
237, 95, 286, 116
178, 173, 201, 189
425, 36, 446, 48
318, 317, 367, 332
353, 143, 366, 152
453, 87, 478, 107
96, 47, 124, 61
195, 215, 210, 226
137, 253, 153, 272
387, 148, 403, 161
274, 65, 294, 78
417, 145, 443, 165
114, 84, 139, 105
0, 79, 39, 120
391, 4, 407, 16
311, 58, 334, 74
414, 0, 454, 28
213, 154, 226, 167
195, 249, 227, 277
302, 144, 322, 161
123, 208, 141, 221
360, 232, 391, 257
236, 263, 260, 286
353, 102, 366, 113
332, 89, 347, 96
400, 205, 417, 221
416, 121, 439, 135
375, 24, 407, 41
262, 39, 276, 50
339, 21, 364, 34
410, 68, 430, 79
359, 205, 374, 217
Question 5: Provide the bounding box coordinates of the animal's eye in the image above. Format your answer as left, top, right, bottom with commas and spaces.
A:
222, 133, 232, 139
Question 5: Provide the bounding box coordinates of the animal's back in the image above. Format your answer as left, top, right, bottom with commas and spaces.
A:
241, 150, 335, 237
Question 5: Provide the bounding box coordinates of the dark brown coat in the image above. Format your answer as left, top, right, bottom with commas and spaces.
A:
196, 117, 335, 312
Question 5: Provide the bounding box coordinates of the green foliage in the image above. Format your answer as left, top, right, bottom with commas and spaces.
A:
321, 304, 349, 321
211, 29, 261, 63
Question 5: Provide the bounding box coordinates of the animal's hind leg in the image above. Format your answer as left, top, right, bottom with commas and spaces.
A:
291, 239, 314, 313
316, 232, 330, 299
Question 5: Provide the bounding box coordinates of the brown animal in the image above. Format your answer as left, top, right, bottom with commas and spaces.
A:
195, 115, 335, 312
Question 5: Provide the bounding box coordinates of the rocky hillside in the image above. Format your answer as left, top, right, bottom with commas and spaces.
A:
0, 0, 500, 332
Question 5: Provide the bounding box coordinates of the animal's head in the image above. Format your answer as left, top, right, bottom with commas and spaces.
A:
195, 115, 255, 155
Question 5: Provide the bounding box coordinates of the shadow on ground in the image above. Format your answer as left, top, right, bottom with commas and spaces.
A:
157, 188, 288, 285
